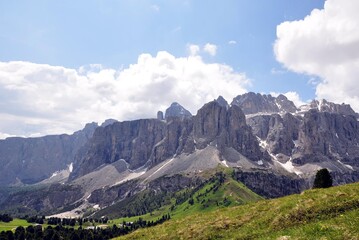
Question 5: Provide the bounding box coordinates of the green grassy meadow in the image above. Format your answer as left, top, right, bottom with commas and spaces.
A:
0, 219, 32, 232
114, 182, 359, 240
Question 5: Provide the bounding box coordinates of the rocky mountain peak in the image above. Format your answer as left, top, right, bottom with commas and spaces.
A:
231, 92, 297, 115
299, 99, 357, 116
275, 94, 298, 113
100, 119, 118, 127
165, 102, 192, 119
215, 96, 229, 108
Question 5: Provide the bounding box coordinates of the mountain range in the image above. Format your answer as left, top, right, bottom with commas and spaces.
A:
0, 92, 358, 217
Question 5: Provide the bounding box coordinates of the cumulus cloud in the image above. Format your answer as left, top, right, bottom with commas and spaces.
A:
274, 0, 359, 111
203, 43, 217, 56
0, 52, 250, 138
228, 40, 237, 45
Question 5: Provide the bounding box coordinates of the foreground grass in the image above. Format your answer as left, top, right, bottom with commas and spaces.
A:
0, 219, 31, 232
115, 182, 359, 239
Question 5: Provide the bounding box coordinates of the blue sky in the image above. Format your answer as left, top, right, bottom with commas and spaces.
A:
1, 1, 324, 97
1, 0, 359, 137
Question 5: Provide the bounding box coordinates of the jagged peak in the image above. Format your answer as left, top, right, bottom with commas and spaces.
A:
231, 92, 297, 115
165, 102, 192, 119
299, 99, 357, 116
215, 96, 229, 108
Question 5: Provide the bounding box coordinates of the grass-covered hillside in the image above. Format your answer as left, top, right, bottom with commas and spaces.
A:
116, 182, 359, 240
95, 168, 262, 221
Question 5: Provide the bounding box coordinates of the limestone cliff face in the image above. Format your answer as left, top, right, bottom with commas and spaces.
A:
193, 102, 262, 160
247, 113, 300, 156
293, 110, 359, 164
70, 119, 167, 180
149, 118, 194, 167
247, 107, 359, 171
0, 123, 97, 186
70, 101, 264, 180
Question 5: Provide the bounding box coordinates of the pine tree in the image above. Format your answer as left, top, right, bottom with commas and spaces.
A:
313, 168, 333, 188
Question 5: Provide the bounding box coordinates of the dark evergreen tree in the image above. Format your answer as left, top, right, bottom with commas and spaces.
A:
14, 226, 25, 240
34, 225, 43, 239
0, 214, 13, 223
43, 227, 55, 240
5, 231, 14, 240
313, 168, 333, 188
25, 225, 35, 240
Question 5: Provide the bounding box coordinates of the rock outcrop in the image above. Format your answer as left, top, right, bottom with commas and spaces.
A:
233, 169, 307, 198
0, 123, 98, 186
157, 111, 164, 120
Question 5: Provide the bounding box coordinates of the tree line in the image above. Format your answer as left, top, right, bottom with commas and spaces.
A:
0, 214, 13, 223
26, 216, 109, 226
0, 214, 170, 240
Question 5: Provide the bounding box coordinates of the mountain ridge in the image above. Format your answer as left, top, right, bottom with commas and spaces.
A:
0, 92, 358, 219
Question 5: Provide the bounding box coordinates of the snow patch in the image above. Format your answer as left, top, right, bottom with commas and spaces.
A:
337, 160, 354, 170
50, 172, 58, 178
112, 168, 147, 186
221, 160, 229, 167
270, 154, 302, 175
246, 112, 275, 118
68, 162, 73, 173
257, 137, 268, 149
278, 158, 302, 175
257, 160, 263, 165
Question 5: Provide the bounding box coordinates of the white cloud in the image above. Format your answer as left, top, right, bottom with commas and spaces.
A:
203, 43, 217, 56
270, 91, 306, 107
228, 40, 237, 45
188, 44, 200, 56
0, 52, 250, 138
274, 0, 359, 111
